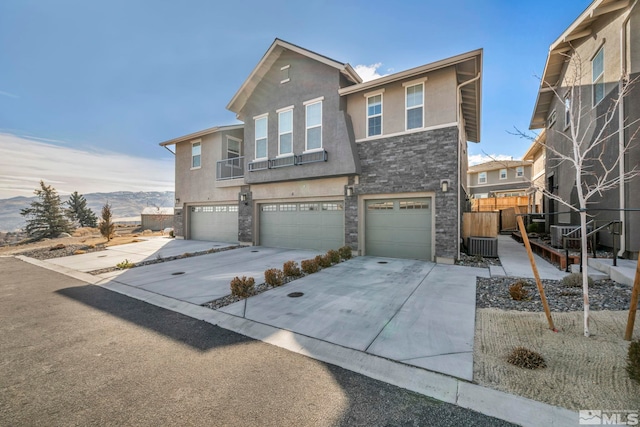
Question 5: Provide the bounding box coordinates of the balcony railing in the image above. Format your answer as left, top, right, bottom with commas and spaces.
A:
216, 156, 244, 180
247, 149, 328, 172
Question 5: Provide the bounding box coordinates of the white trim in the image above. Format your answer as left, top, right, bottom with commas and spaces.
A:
278, 108, 293, 156
303, 147, 325, 154
591, 44, 605, 107
280, 78, 290, 84
253, 112, 268, 120
303, 96, 325, 106
226, 135, 242, 143
191, 140, 202, 170
275, 153, 295, 159
563, 92, 571, 130
468, 182, 529, 189
366, 92, 383, 138
405, 82, 424, 130
532, 170, 545, 181
363, 88, 385, 98
477, 172, 487, 184
276, 105, 295, 113
254, 116, 268, 160
402, 77, 428, 87
280, 64, 290, 70
305, 100, 323, 151
515, 166, 525, 178
355, 122, 458, 143
499, 169, 507, 180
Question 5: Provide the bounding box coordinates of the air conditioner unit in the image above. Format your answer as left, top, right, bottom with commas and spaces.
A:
467, 237, 499, 257
550, 225, 593, 249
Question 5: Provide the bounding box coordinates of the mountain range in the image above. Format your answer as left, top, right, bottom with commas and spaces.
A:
0, 191, 175, 232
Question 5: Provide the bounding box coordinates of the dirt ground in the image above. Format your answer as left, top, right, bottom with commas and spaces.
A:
474, 308, 640, 411
0, 226, 165, 255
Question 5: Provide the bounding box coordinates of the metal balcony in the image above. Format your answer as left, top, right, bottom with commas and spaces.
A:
216, 156, 244, 180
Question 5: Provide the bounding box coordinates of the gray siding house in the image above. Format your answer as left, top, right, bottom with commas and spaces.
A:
467, 160, 532, 199
530, 0, 640, 258
160, 39, 482, 263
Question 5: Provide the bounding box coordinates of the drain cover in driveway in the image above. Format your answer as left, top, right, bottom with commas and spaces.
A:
287, 292, 304, 298
377, 261, 388, 264
171, 272, 185, 275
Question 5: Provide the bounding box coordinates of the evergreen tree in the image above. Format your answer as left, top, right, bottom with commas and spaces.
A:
20, 180, 72, 239
66, 191, 98, 228
99, 203, 115, 241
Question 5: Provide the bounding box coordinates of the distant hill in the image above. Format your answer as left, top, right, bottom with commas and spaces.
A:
0, 191, 175, 232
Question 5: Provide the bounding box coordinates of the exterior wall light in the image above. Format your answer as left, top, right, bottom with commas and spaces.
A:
175, 198, 180, 205
346, 186, 354, 197
240, 193, 247, 202
440, 179, 450, 192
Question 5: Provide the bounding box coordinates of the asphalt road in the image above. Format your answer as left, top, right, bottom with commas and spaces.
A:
0, 257, 515, 426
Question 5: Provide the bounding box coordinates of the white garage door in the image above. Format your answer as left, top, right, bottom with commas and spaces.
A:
259, 201, 344, 251
189, 205, 238, 242
365, 198, 432, 260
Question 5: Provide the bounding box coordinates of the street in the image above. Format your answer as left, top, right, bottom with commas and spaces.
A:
0, 257, 513, 426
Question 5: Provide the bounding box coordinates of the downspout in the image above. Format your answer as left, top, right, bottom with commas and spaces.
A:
456, 71, 481, 260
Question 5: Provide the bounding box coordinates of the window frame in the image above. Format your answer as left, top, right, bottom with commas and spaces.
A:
226, 136, 242, 160
304, 99, 323, 152
478, 172, 487, 184
254, 114, 268, 161
366, 93, 383, 137
564, 92, 571, 130
277, 107, 294, 157
499, 169, 507, 180
191, 140, 201, 170
405, 83, 424, 130
592, 46, 605, 107
516, 166, 524, 178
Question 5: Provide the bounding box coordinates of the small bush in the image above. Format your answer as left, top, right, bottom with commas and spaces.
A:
338, 245, 352, 260
182, 252, 193, 258
316, 254, 332, 268
73, 250, 86, 255
283, 260, 301, 277
230, 276, 255, 298
327, 249, 341, 264
627, 340, 640, 384
509, 281, 529, 301
116, 259, 135, 269
169, 230, 175, 238
49, 243, 66, 251
526, 222, 543, 234
301, 259, 320, 274
561, 272, 594, 288
507, 347, 547, 369
264, 268, 285, 287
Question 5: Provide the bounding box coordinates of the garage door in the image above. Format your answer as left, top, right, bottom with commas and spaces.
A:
365, 198, 432, 260
189, 205, 238, 242
259, 201, 344, 251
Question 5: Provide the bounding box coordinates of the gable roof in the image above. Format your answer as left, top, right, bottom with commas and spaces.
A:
158, 124, 243, 147
523, 129, 546, 161
530, 0, 631, 129
227, 38, 362, 115
339, 49, 483, 143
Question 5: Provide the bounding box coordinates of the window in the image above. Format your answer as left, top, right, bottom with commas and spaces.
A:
322, 202, 343, 211
228, 205, 238, 212
215, 206, 227, 213
564, 93, 571, 129
399, 201, 429, 210
592, 47, 605, 106
279, 204, 297, 212
367, 94, 382, 137
299, 203, 319, 211
405, 83, 423, 130
191, 142, 201, 169
261, 204, 277, 212
499, 169, 507, 180
278, 109, 293, 156
227, 137, 241, 159
280, 64, 290, 84
516, 166, 524, 177
478, 172, 487, 184
305, 101, 322, 150
367, 201, 394, 210
547, 109, 557, 128
255, 116, 268, 160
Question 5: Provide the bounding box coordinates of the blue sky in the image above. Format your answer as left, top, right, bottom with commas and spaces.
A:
0, 0, 592, 199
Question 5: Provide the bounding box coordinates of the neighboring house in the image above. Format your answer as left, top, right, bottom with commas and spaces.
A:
467, 160, 532, 199
141, 207, 174, 231
529, 0, 639, 258
160, 39, 482, 263
522, 130, 546, 214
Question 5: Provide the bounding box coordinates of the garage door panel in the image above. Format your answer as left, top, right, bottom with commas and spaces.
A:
190, 206, 238, 242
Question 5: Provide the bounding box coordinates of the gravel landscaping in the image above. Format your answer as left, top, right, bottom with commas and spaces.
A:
16, 244, 106, 260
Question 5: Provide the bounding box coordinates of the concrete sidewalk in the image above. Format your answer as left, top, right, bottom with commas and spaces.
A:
493, 234, 569, 280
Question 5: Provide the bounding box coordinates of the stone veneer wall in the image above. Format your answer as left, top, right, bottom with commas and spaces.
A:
238, 185, 253, 244
173, 208, 184, 238
346, 126, 459, 260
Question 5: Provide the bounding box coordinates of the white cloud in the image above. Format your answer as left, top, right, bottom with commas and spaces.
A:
468, 153, 515, 166
354, 63, 387, 82
0, 133, 174, 199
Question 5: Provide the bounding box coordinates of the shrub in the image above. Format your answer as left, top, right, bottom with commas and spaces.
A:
507, 347, 547, 369
627, 339, 640, 384
301, 259, 320, 274
169, 230, 175, 238
264, 268, 285, 287
509, 281, 529, 301
230, 276, 255, 298
338, 245, 352, 260
49, 243, 66, 251
316, 254, 332, 268
526, 222, 543, 234
283, 260, 301, 277
116, 259, 135, 269
561, 272, 594, 288
326, 249, 341, 264
73, 250, 86, 255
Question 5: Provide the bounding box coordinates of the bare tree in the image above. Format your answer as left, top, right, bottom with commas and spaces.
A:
518, 52, 640, 337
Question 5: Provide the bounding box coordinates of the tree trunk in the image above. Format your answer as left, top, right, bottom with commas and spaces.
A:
580, 210, 590, 337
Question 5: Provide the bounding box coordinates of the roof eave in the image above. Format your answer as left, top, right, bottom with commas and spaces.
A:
158, 124, 243, 147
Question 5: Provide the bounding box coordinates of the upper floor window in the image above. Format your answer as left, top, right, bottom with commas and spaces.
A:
592, 47, 605, 106
191, 141, 201, 169
499, 169, 507, 180
305, 100, 322, 151
280, 64, 290, 84
516, 166, 524, 178
367, 94, 382, 137
255, 115, 268, 160
227, 136, 241, 159
405, 83, 424, 130
564, 93, 571, 129
547, 109, 556, 128
278, 108, 293, 156
478, 172, 487, 184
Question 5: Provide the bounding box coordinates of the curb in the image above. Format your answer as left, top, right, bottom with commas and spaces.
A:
16, 255, 579, 427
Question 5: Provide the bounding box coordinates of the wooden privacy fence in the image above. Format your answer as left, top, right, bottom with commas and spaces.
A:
471, 196, 529, 212
462, 212, 499, 240
500, 207, 517, 231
